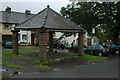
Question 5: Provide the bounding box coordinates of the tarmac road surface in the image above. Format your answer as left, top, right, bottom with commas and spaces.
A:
12, 56, 119, 78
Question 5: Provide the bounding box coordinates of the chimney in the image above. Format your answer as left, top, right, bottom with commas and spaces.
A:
25, 9, 31, 15
47, 5, 50, 8
5, 6, 11, 14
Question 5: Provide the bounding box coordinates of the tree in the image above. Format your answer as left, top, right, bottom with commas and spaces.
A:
60, 2, 120, 44
97, 2, 120, 44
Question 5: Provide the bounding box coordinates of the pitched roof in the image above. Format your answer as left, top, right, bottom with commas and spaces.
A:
15, 5, 85, 32
0, 11, 34, 24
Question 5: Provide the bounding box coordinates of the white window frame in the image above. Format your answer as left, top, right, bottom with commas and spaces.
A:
22, 34, 27, 40
18, 34, 20, 41
4, 24, 11, 30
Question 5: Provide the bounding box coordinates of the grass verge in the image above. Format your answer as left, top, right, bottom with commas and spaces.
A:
35, 53, 108, 65
2, 50, 39, 64
2, 60, 22, 69
2, 50, 108, 65
60, 52, 108, 61
80, 54, 108, 61
2, 75, 13, 78
19, 50, 39, 53
2, 50, 39, 57
35, 64, 52, 71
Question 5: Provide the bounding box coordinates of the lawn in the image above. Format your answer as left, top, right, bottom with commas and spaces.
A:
2, 60, 22, 69
62, 52, 108, 61
2, 50, 39, 64
35, 52, 108, 65
80, 54, 108, 61
2, 50, 39, 57
2, 49, 108, 78
20, 50, 39, 53
2, 50, 108, 65
35, 64, 52, 71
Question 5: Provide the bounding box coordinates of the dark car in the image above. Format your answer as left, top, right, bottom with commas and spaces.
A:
67, 44, 87, 53
84, 44, 109, 56
53, 42, 65, 49
2, 40, 10, 47
67, 44, 78, 53
106, 44, 120, 55
65, 44, 71, 49
3, 41, 13, 48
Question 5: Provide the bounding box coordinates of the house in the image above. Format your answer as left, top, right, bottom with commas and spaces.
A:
0, 7, 35, 44
54, 32, 99, 46
0, 7, 99, 46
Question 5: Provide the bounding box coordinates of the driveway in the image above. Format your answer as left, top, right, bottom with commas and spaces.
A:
12, 56, 119, 78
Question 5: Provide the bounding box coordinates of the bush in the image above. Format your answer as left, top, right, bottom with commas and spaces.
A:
34, 42, 39, 46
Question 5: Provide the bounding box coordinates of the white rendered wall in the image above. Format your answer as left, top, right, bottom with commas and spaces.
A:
18, 30, 31, 44
55, 32, 87, 45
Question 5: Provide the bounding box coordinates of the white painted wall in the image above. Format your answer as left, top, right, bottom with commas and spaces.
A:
18, 30, 31, 44
65, 34, 78, 44
55, 32, 87, 45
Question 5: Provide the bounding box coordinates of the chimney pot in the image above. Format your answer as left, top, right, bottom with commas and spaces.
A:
47, 5, 50, 8
5, 6, 11, 14
25, 9, 31, 15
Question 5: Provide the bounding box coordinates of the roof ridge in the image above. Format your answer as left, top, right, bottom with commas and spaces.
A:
49, 8, 85, 31
41, 6, 49, 28
14, 6, 85, 32
0, 11, 35, 15
15, 8, 47, 29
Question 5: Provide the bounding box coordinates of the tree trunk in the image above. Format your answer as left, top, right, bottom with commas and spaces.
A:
112, 31, 119, 44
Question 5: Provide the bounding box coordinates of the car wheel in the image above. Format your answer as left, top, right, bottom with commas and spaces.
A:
74, 50, 77, 53
116, 51, 119, 55
68, 49, 71, 52
98, 52, 102, 56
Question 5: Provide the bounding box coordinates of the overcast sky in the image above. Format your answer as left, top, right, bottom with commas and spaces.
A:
0, 0, 71, 14
0, 0, 118, 14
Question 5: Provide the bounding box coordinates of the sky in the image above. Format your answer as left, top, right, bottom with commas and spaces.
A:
0, 0, 119, 14
0, 0, 71, 14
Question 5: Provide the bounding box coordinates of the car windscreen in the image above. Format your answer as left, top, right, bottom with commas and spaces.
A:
106, 45, 116, 48
116, 45, 120, 49
73, 44, 78, 47
6, 42, 13, 44
87, 45, 104, 50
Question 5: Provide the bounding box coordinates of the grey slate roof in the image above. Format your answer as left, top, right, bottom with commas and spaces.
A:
0, 11, 34, 24
15, 6, 85, 32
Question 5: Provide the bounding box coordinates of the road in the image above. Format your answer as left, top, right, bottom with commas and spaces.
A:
12, 56, 119, 78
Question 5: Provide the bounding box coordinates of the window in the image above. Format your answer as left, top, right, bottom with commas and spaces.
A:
4, 24, 11, 30
22, 34, 27, 40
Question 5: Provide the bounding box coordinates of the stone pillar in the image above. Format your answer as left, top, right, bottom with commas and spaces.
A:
39, 30, 49, 62
78, 32, 85, 56
49, 31, 54, 53
11, 30, 19, 55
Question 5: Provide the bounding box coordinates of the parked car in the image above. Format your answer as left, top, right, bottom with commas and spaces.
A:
106, 44, 120, 55
67, 44, 78, 53
84, 44, 109, 56
65, 44, 71, 49
67, 44, 87, 53
2, 40, 10, 47
3, 41, 13, 48
53, 42, 65, 49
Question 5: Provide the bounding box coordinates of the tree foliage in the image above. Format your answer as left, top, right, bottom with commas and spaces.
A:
60, 2, 120, 44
